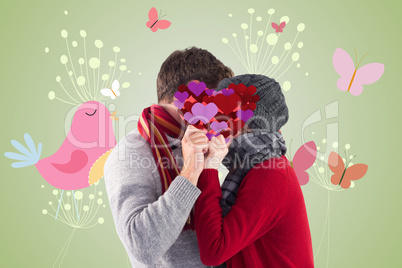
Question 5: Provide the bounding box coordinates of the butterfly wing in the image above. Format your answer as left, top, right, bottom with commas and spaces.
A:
112, 80, 120, 90
146, 7, 158, 28
271, 22, 279, 33
349, 63, 385, 96
150, 25, 158, 32
333, 48, 355, 92
101, 88, 116, 99
292, 141, 317, 185
328, 151, 345, 185
154, 20, 171, 30
100, 88, 111, 97
279, 21, 286, 32
340, 164, 368, 189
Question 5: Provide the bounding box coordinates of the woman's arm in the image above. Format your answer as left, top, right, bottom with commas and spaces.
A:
194, 168, 289, 266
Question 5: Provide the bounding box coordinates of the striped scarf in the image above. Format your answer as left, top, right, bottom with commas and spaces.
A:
137, 104, 196, 230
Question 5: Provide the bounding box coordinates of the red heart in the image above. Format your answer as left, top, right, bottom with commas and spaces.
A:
246, 85, 257, 95
230, 83, 246, 95
220, 130, 231, 138
231, 83, 257, 97
241, 95, 252, 104
178, 84, 188, 93
193, 123, 205, 130
227, 118, 245, 134
183, 101, 195, 113
241, 102, 257, 111
251, 94, 260, 102
214, 94, 241, 115
202, 95, 215, 104
213, 111, 236, 123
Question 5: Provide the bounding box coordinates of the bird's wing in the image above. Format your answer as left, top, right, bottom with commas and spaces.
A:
51, 150, 88, 174
88, 149, 113, 185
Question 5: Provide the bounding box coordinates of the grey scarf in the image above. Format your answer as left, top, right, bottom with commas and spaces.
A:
220, 131, 287, 217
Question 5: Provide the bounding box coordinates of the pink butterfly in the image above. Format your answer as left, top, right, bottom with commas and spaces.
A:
333, 48, 384, 96
289, 141, 317, 185
271, 22, 286, 33
146, 7, 171, 32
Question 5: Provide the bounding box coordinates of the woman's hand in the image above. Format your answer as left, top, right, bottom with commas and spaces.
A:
180, 126, 209, 186
204, 135, 231, 170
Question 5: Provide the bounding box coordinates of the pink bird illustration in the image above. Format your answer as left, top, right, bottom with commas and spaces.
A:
5, 101, 117, 219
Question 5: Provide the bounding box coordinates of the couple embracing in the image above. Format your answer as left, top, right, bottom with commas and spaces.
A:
104, 47, 314, 268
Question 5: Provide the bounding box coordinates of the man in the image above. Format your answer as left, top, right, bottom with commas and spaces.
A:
104, 47, 233, 267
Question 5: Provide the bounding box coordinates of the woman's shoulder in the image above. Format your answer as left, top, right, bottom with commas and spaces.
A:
239, 156, 291, 195
251, 155, 290, 178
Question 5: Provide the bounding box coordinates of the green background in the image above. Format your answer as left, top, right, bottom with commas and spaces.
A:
1, 0, 400, 267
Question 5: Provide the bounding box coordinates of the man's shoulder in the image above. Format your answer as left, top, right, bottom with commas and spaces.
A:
105, 129, 154, 171
116, 129, 152, 153
121, 129, 149, 147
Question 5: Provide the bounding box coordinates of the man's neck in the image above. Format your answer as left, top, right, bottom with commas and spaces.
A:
159, 102, 185, 127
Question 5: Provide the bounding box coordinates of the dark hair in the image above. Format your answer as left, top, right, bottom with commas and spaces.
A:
157, 47, 233, 103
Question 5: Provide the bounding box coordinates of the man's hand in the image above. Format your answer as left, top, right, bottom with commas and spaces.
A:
204, 135, 231, 170
180, 126, 209, 186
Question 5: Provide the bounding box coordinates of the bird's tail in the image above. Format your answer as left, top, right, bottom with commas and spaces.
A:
4, 133, 42, 168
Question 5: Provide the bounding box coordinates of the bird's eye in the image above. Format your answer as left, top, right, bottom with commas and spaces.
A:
85, 109, 97, 116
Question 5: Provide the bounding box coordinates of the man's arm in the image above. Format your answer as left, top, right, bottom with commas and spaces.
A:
194, 168, 289, 266
104, 136, 201, 265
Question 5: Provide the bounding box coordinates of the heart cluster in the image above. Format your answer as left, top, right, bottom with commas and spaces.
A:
174, 81, 260, 141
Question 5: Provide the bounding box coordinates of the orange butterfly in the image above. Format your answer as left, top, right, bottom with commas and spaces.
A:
328, 151, 368, 189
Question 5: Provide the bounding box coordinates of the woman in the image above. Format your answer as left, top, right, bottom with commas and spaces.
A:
192, 74, 314, 267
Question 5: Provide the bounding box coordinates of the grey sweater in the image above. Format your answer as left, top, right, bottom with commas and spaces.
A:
104, 129, 208, 267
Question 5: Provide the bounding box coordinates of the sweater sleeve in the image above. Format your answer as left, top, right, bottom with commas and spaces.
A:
194, 168, 288, 266
104, 136, 201, 265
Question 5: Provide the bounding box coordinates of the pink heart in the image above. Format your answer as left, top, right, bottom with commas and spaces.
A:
188, 81, 206, 97
206, 132, 231, 143
174, 100, 185, 109
236, 109, 254, 122
206, 133, 217, 140
174, 91, 189, 102
210, 121, 228, 133
222, 88, 234, 97
191, 103, 218, 124
205, 88, 214, 96
183, 112, 199, 124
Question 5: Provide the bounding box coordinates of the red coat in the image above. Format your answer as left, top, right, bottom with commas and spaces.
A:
194, 155, 314, 268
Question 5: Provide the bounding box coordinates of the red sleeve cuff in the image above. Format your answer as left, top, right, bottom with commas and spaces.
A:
198, 169, 220, 190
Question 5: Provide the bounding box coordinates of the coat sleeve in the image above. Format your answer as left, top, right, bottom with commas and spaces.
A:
194, 168, 289, 266
104, 133, 201, 265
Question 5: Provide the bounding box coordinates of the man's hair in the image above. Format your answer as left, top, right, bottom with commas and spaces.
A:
157, 47, 233, 103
